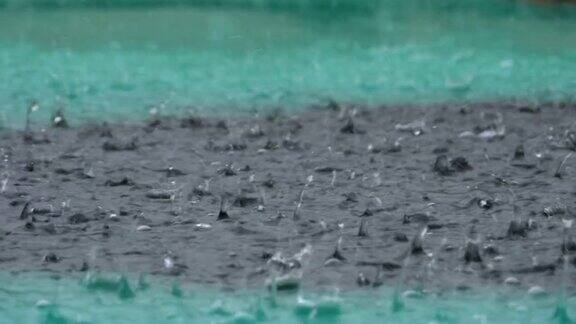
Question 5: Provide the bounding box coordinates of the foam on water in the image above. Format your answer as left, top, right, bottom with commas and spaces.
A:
0, 271, 574, 323
0, 1, 576, 127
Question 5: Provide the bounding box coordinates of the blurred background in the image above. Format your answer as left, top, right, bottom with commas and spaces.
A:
0, 0, 576, 126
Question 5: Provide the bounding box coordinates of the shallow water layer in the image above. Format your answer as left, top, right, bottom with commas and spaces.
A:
1, 1, 576, 127
0, 272, 574, 324
2, 103, 576, 320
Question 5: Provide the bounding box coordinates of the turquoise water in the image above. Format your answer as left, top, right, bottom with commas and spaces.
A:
0, 272, 574, 323
0, 0, 380, 11
1, 1, 576, 127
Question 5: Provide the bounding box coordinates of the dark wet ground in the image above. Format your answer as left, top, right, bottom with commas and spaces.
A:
1, 102, 576, 292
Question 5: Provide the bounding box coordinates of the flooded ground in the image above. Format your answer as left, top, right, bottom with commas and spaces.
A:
2, 102, 576, 293
2, 1, 576, 323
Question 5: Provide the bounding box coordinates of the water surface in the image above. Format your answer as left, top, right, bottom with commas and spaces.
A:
1, 272, 574, 324
0, 1, 576, 127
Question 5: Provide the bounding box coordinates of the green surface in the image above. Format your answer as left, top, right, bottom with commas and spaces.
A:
1, 1, 576, 127
0, 0, 380, 11
0, 272, 573, 324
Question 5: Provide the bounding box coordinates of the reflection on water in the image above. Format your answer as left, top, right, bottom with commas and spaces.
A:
0, 1, 575, 126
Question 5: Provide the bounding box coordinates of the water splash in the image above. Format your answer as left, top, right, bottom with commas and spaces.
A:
0, 271, 574, 323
